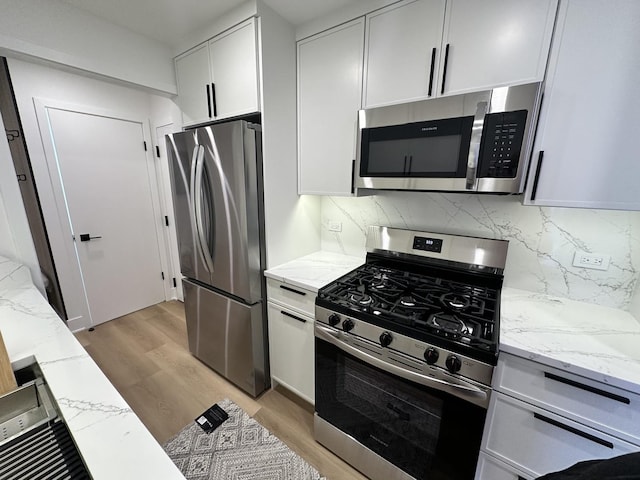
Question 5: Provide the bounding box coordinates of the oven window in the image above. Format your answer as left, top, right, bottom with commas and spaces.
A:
360, 116, 473, 178
316, 338, 486, 480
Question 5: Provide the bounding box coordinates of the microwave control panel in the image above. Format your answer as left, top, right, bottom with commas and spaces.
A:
478, 110, 528, 178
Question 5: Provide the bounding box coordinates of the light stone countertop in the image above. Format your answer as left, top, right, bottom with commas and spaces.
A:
264, 251, 364, 292
0, 256, 184, 480
500, 287, 640, 395
266, 253, 640, 395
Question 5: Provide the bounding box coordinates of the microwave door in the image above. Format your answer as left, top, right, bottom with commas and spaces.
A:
357, 116, 475, 192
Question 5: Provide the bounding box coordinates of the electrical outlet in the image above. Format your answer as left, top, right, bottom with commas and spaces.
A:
573, 251, 610, 271
328, 221, 342, 232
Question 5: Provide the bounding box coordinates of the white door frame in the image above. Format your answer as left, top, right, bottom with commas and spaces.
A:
151, 119, 183, 301
33, 97, 171, 330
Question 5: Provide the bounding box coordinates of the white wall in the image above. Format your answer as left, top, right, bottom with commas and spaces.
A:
321, 192, 640, 312
7, 58, 179, 327
0, 0, 176, 94
258, 4, 321, 267
0, 109, 43, 292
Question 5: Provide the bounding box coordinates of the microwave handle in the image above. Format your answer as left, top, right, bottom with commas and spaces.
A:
466, 101, 488, 189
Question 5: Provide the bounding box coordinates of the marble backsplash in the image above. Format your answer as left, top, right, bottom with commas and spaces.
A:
320, 192, 640, 312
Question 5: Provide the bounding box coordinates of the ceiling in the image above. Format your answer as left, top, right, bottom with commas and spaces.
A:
59, 0, 359, 47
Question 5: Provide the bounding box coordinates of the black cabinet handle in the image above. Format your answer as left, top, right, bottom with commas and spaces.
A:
427, 47, 436, 97
351, 159, 356, 194
440, 43, 450, 95
533, 412, 613, 449
279, 285, 306, 296
530, 150, 544, 201
211, 83, 218, 117
281, 310, 306, 324
206, 85, 212, 118
544, 372, 630, 404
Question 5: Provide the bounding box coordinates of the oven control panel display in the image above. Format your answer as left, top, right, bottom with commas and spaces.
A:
412, 236, 443, 253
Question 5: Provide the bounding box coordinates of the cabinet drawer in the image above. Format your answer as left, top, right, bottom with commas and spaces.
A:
483, 393, 638, 479
266, 278, 315, 317
267, 302, 315, 403
475, 452, 532, 480
496, 353, 640, 444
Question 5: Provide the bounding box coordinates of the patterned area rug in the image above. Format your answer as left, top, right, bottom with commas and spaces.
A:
163, 399, 326, 480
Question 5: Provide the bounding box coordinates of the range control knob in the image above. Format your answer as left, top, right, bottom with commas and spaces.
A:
342, 318, 355, 332
445, 355, 462, 374
328, 313, 340, 327
424, 347, 439, 365
379, 332, 393, 347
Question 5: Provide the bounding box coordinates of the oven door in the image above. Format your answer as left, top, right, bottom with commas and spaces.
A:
314, 325, 488, 480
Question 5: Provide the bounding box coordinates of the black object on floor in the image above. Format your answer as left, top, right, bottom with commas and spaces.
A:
195, 403, 229, 434
537, 452, 640, 479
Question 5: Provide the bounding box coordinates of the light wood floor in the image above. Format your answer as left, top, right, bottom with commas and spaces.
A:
74, 301, 367, 480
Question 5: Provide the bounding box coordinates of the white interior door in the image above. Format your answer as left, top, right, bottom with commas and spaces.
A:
45, 108, 165, 325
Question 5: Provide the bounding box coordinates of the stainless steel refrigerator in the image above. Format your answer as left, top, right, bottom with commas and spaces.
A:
166, 119, 269, 397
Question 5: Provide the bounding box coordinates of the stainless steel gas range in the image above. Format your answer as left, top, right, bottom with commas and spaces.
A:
314, 226, 508, 480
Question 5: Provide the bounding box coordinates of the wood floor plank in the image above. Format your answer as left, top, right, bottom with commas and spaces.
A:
74, 301, 369, 480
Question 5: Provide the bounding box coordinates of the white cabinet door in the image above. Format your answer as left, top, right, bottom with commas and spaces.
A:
267, 302, 315, 404
483, 392, 638, 479
209, 18, 259, 120
525, 0, 640, 210
175, 43, 212, 127
363, 0, 446, 108
297, 18, 364, 195
438, 0, 556, 96
475, 453, 532, 480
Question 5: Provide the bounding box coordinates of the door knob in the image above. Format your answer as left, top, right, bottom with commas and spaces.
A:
79, 234, 102, 242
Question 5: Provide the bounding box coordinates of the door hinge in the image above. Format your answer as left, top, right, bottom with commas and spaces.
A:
156, 145, 161, 158
172, 278, 177, 288
161, 272, 165, 280
164, 215, 169, 227
143, 141, 148, 151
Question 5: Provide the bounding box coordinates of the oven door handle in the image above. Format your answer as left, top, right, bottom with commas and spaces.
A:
315, 325, 488, 406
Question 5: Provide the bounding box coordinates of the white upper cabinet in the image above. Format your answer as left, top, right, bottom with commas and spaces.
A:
439, 0, 557, 97
208, 19, 259, 120
297, 18, 365, 195
363, 0, 445, 108
524, 0, 640, 211
175, 43, 212, 127
175, 18, 259, 127
362, 0, 557, 108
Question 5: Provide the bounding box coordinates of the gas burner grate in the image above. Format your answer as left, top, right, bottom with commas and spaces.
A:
317, 262, 500, 349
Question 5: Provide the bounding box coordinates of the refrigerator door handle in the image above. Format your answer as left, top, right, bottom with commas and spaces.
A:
193, 145, 215, 273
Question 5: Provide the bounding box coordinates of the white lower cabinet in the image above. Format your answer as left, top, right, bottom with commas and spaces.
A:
476, 452, 531, 480
266, 281, 316, 404
477, 353, 640, 479
482, 392, 637, 479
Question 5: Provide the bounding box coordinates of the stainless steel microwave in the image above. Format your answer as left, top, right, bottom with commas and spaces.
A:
354, 82, 542, 194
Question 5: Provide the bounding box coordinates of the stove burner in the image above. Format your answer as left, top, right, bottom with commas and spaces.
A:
371, 273, 389, 289
400, 295, 416, 307
441, 293, 471, 311
349, 292, 373, 306
428, 314, 472, 338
